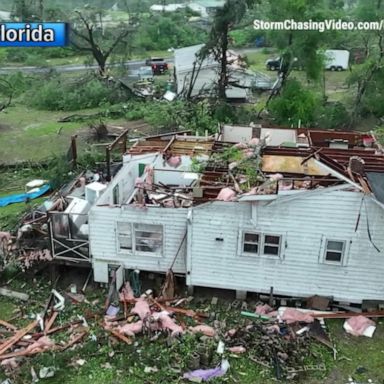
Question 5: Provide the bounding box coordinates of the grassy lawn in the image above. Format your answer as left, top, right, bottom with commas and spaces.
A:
0, 102, 140, 164
0, 104, 87, 164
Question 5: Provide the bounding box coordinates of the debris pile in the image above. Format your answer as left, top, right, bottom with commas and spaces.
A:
0, 290, 88, 369
1, 278, 384, 382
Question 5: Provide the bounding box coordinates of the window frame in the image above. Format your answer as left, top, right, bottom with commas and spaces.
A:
116, 222, 163, 257
242, 231, 261, 256
117, 222, 133, 253
323, 239, 346, 265
133, 223, 163, 256
239, 230, 283, 259
263, 234, 282, 257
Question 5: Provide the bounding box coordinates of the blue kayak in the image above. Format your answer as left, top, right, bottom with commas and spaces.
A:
0, 184, 50, 207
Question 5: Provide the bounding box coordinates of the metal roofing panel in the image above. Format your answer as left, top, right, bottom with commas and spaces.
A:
367, 172, 384, 203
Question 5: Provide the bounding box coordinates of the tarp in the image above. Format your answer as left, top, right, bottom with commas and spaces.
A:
0, 184, 50, 207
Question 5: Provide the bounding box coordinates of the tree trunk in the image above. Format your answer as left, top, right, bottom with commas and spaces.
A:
93, 48, 107, 76
218, 24, 229, 100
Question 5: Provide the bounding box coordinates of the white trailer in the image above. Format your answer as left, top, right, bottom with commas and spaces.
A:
324, 49, 350, 71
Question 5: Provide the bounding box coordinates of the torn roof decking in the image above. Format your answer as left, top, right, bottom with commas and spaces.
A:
127, 137, 216, 157
299, 128, 375, 148
263, 147, 384, 172
124, 131, 384, 205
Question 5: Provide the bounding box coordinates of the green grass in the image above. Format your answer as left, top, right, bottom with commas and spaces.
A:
0, 197, 46, 230
0, 102, 124, 164
0, 297, 17, 319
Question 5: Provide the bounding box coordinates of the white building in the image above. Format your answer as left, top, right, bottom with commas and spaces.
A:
71, 126, 384, 304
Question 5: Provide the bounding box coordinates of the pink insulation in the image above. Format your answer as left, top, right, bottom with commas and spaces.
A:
242, 149, 254, 158
344, 316, 376, 337
132, 298, 151, 320
25, 336, 55, 353
226, 328, 237, 338
167, 156, 182, 168
249, 137, 260, 146
118, 320, 143, 337
153, 311, 184, 337
144, 165, 154, 186
269, 173, 284, 181
216, 188, 236, 201
280, 308, 314, 324
135, 177, 144, 187
1, 357, 18, 369
0, 231, 11, 243
255, 304, 274, 316
234, 142, 247, 149
189, 324, 216, 337
228, 346, 246, 354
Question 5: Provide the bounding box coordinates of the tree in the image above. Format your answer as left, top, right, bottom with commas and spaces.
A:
268, 78, 319, 127
201, 0, 256, 100
70, 10, 131, 76
347, 0, 384, 125
0, 78, 14, 113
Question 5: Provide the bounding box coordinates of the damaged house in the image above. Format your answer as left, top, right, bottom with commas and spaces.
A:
49, 126, 384, 304
174, 44, 273, 101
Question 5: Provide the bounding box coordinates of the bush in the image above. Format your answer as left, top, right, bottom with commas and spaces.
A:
230, 27, 262, 48
269, 79, 319, 127
26, 77, 130, 111
135, 13, 206, 50
6, 49, 28, 63
123, 99, 222, 134
316, 102, 350, 129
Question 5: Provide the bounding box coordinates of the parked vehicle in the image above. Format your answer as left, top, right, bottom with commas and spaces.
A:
265, 57, 302, 71
324, 49, 350, 71
265, 57, 281, 71
145, 57, 168, 75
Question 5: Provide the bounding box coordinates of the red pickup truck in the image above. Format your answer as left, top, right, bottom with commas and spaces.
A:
145, 57, 168, 75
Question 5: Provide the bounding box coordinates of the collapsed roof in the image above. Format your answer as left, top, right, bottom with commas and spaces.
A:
117, 125, 384, 207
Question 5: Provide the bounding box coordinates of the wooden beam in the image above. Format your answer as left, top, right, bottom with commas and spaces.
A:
0, 320, 38, 356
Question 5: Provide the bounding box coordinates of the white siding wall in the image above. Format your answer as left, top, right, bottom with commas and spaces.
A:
89, 205, 188, 282
188, 191, 384, 303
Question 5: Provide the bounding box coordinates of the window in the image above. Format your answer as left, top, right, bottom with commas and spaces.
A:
243, 232, 260, 254
134, 224, 163, 254
263, 235, 281, 256
117, 222, 132, 252
241, 231, 282, 257
325, 240, 345, 264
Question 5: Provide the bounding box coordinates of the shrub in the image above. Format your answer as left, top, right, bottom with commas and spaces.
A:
26, 77, 129, 111
269, 79, 319, 127
316, 102, 350, 129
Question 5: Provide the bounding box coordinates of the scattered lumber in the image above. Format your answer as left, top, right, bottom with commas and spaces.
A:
109, 329, 133, 345
0, 319, 18, 331
0, 287, 30, 301
314, 310, 384, 319
0, 320, 38, 355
